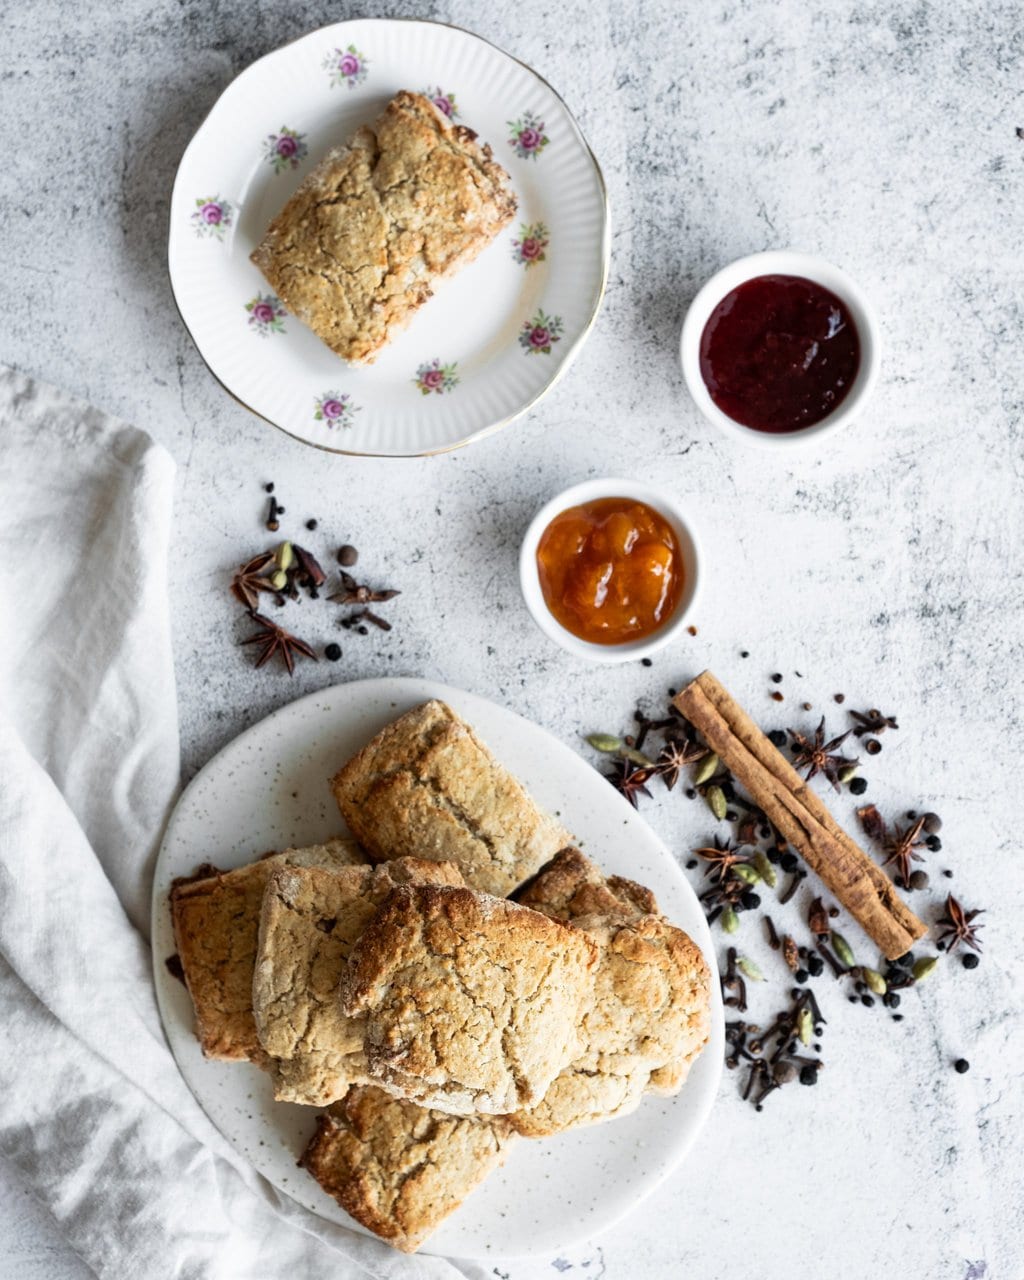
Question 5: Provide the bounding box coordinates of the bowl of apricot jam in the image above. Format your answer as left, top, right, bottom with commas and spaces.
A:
519, 478, 700, 662
680, 250, 880, 449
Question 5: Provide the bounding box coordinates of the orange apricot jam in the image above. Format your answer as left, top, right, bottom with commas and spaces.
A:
536, 497, 685, 645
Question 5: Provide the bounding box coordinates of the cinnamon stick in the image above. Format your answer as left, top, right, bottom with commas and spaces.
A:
674, 671, 926, 960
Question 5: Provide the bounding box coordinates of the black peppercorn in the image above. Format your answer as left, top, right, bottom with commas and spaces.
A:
892, 1013, 903, 1021
962, 953, 979, 970
264, 482, 275, 493
686, 788, 696, 800
849, 776, 868, 796
771, 672, 782, 684
780, 852, 798, 873
740, 650, 749, 658
807, 955, 825, 977
324, 643, 341, 661
306, 518, 318, 531
860, 994, 875, 1007
795, 968, 809, 984
954, 1058, 970, 1074
926, 835, 942, 852
799, 1065, 818, 1086
686, 858, 698, 870
740, 891, 761, 911
943, 869, 954, 878
641, 657, 652, 667
768, 729, 787, 748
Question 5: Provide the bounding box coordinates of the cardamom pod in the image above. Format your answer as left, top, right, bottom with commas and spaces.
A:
275, 541, 295, 571
837, 763, 859, 784
797, 1006, 814, 1046
269, 568, 288, 591
693, 752, 719, 786
752, 849, 778, 888
721, 905, 739, 934
732, 863, 761, 885
862, 967, 888, 996
585, 733, 622, 753
912, 956, 938, 982
737, 955, 764, 982
706, 784, 728, 821
619, 746, 656, 768
831, 930, 856, 968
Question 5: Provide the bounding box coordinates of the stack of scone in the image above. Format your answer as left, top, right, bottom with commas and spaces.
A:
171, 701, 711, 1253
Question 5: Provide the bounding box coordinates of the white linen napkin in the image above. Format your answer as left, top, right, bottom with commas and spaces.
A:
0, 367, 486, 1280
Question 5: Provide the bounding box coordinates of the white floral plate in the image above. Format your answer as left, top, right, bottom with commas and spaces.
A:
151, 677, 723, 1260
168, 19, 609, 457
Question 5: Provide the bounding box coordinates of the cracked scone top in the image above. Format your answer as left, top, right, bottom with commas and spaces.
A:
342, 884, 599, 1115
252, 856, 464, 1107
512, 848, 712, 1136
300, 1085, 515, 1254
169, 837, 366, 1061
330, 699, 574, 897
250, 90, 517, 364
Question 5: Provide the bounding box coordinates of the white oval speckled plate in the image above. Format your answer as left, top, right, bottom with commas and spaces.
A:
151, 678, 722, 1260
168, 18, 609, 457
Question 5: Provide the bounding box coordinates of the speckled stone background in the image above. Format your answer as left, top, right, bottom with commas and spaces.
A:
2, 1, 1023, 1277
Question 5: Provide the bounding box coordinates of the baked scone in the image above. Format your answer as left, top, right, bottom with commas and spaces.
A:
341, 885, 598, 1114
253, 857, 465, 1106
169, 837, 365, 1061
250, 90, 517, 365
300, 1085, 515, 1254
511, 849, 712, 1136
330, 700, 573, 897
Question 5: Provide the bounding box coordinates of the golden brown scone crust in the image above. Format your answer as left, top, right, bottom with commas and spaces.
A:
253, 857, 464, 1106
516, 845, 659, 920
511, 849, 712, 1136
331, 700, 573, 897
300, 1085, 515, 1253
342, 885, 598, 1115
169, 838, 365, 1061
250, 90, 517, 365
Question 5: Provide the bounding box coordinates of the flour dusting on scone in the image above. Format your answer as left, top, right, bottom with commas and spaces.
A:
341, 884, 598, 1114
250, 90, 517, 364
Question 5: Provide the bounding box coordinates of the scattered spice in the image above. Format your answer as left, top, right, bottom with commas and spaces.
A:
954, 1058, 970, 1074
788, 716, 857, 790
687, 624, 698, 636
882, 815, 927, 888
265, 495, 282, 532
337, 544, 359, 567
230, 552, 277, 612
849, 708, 899, 736
864, 737, 883, 755
833, 693, 845, 704
324, 642, 342, 662
936, 894, 984, 955
306, 518, 318, 531
604, 759, 653, 809
770, 691, 784, 702
328, 572, 401, 606
240, 612, 318, 675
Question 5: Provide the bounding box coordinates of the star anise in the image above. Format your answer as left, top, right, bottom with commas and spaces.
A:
788, 717, 857, 790
936, 894, 984, 954
881, 815, 927, 887
693, 837, 747, 882
328, 571, 400, 607
849, 708, 899, 737
604, 759, 652, 809
655, 736, 705, 790
230, 552, 277, 611
240, 612, 318, 674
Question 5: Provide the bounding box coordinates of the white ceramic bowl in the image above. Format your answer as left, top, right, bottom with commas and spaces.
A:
679, 249, 880, 449
519, 478, 700, 663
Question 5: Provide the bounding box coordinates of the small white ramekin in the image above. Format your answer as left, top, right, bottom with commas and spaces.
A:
679, 249, 881, 450
519, 477, 701, 664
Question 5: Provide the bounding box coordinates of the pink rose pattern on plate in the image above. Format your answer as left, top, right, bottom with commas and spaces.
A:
508, 111, 549, 160
264, 126, 308, 173
191, 196, 232, 240
414, 359, 459, 396
245, 293, 286, 336
323, 44, 368, 89
420, 86, 459, 119
519, 309, 563, 355
511, 222, 549, 268
314, 391, 359, 429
